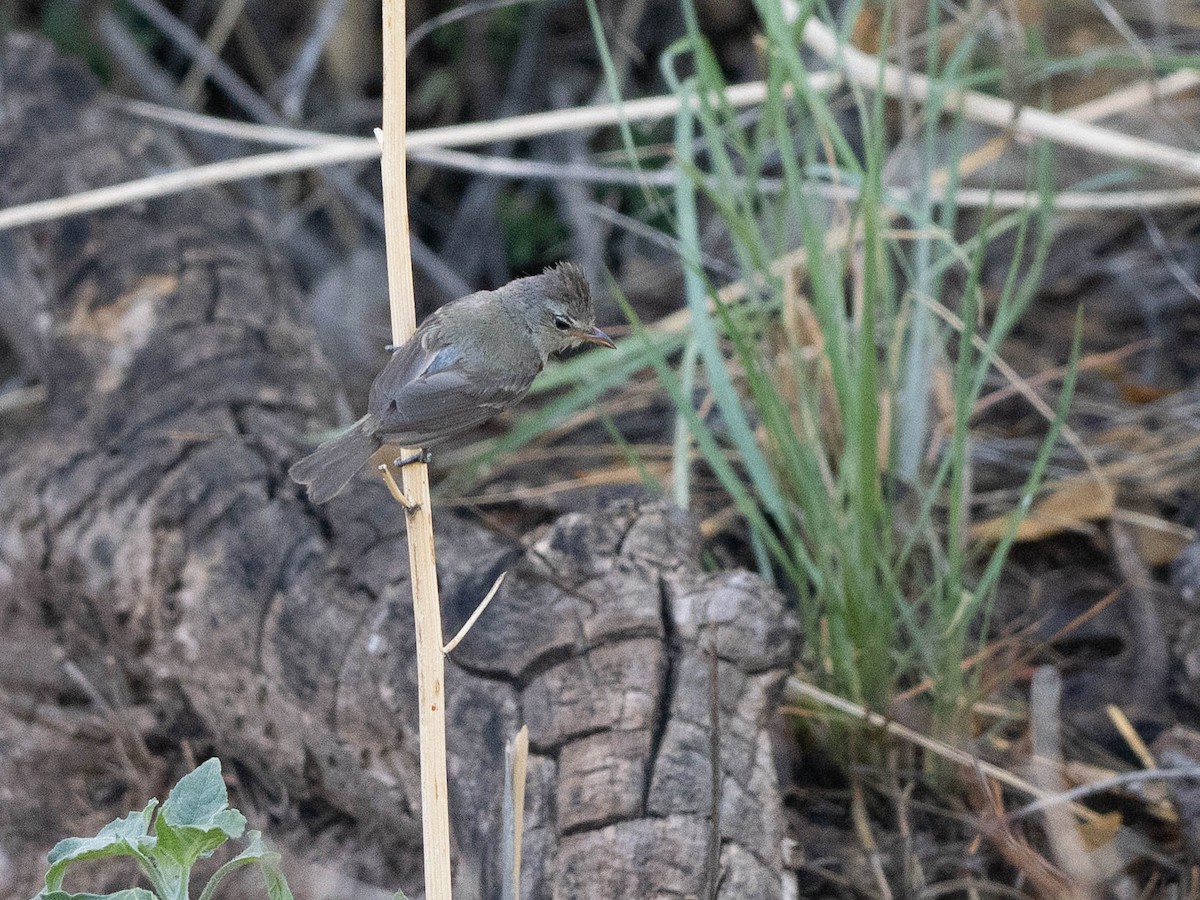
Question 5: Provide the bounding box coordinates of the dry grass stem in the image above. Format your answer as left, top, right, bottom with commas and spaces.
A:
110, 96, 347, 145
442, 571, 507, 654
505, 726, 529, 900
1009, 766, 1200, 823
180, 0, 246, 102
0, 74, 840, 234
920, 294, 1102, 477
1106, 704, 1158, 770
0, 140, 381, 232
444, 463, 669, 508
1061, 68, 1200, 121
406, 74, 838, 150
803, 17, 1200, 181
6, 58, 1198, 237
1029, 667, 1103, 895
376, 463, 407, 504
851, 779, 896, 900
969, 339, 1152, 422
785, 678, 1105, 824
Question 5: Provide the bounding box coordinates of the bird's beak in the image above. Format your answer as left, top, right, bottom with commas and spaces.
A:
573, 325, 616, 349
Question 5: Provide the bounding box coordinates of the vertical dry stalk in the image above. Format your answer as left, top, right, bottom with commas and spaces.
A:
380, 1, 454, 896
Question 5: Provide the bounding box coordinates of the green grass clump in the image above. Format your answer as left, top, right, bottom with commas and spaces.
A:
584, 0, 1079, 738
444, 0, 1086, 747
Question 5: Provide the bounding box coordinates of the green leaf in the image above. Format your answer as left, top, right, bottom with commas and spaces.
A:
158, 759, 243, 834
38, 892, 155, 900
43, 802, 159, 892
151, 759, 245, 897
194, 831, 295, 900
260, 858, 295, 900
194, 832, 271, 900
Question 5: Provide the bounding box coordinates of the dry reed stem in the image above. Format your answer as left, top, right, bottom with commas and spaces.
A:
508, 726, 529, 900
4, 50, 1198, 234
1106, 704, 1157, 770
380, 1, 453, 896
0, 75, 837, 233
803, 17, 1200, 180
0, 140, 382, 232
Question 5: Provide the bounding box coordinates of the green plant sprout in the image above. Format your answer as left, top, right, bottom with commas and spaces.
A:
33, 759, 293, 900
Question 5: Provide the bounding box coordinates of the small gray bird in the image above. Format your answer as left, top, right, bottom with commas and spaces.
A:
290, 262, 614, 503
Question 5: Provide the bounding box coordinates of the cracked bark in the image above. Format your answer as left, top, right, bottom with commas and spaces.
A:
0, 35, 799, 900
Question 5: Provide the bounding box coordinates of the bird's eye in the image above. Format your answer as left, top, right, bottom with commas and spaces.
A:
553, 315, 571, 331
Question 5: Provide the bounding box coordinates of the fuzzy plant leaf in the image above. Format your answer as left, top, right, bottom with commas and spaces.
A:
42, 802, 159, 893
154, 759, 246, 868
157, 759, 245, 836
37, 760, 293, 900
196, 831, 294, 900
261, 858, 295, 900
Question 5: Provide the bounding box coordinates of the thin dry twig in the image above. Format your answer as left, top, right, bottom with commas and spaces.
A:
1009, 766, 1200, 823
850, 777, 896, 900
405, 148, 1200, 212
442, 571, 507, 654
106, 97, 1200, 216
0, 140, 380, 233
785, 678, 1104, 824
122, 0, 277, 122
276, 0, 350, 119
108, 97, 341, 145
9, 55, 1200, 237
180, 0, 247, 104
94, 8, 177, 103
408, 0, 539, 53
802, 17, 1200, 181
0, 74, 841, 233
966, 779, 1082, 900
110, 98, 1200, 213
1063, 68, 1200, 122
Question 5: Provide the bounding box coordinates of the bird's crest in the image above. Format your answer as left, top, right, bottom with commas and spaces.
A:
541, 262, 593, 316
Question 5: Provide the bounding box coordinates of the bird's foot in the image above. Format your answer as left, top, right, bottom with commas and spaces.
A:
394, 448, 433, 468
376, 461, 422, 513
384, 343, 401, 352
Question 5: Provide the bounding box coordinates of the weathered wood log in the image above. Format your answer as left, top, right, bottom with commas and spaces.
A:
0, 34, 799, 899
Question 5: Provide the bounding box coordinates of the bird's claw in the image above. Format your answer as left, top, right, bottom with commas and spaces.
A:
384, 343, 401, 352
394, 448, 433, 468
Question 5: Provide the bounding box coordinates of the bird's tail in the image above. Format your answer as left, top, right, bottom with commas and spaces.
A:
289, 414, 381, 503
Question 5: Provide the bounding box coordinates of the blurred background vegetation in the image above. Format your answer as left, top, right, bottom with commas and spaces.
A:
5, 0, 1200, 895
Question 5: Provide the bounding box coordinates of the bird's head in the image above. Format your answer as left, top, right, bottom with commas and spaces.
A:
524, 262, 615, 357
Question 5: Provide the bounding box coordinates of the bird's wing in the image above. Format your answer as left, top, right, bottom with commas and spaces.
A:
368, 337, 537, 446
368, 329, 447, 401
